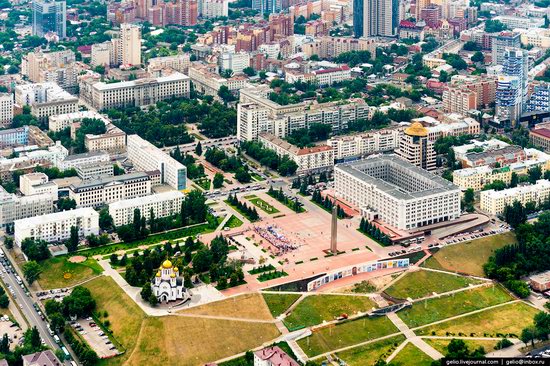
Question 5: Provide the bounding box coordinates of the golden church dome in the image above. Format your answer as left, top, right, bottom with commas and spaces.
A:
404, 122, 428, 137
162, 259, 173, 269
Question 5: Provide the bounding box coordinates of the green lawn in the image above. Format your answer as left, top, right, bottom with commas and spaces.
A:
397, 285, 513, 328
77, 218, 221, 257
391, 342, 434, 365
336, 335, 406, 366
262, 293, 302, 317
385, 270, 482, 300
267, 192, 306, 213
38, 256, 103, 289
424, 232, 517, 277
423, 338, 499, 356
284, 294, 377, 330
194, 177, 211, 191
225, 215, 243, 228
247, 196, 280, 214
416, 302, 538, 338
297, 316, 399, 357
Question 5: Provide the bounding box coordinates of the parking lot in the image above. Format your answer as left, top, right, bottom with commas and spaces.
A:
0, 317, 24, 350
72, 319, 119, 358
36, 288, 71, 302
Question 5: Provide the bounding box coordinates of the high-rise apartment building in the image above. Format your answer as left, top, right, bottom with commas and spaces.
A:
0, 94, 13, 128
495, 75, 522, 127
395, 122, 436, 171
491, 32, 520, 66
32, 0, 66, 39
526, 84, 550, 113
182, 0, 198, 25
353, 0, 398, 38
502, 48, 528, 104
120, 23, 141, 66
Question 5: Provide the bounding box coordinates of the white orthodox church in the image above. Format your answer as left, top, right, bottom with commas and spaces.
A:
152, 259, 190, 303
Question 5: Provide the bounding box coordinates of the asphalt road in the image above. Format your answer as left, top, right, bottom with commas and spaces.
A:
0, 246, 72, 364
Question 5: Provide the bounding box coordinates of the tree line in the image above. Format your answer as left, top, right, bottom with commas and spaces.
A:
359, 218, 392, 246
226, 193, 260, 222
240, 141, 298, 176
311, 190, 348, 218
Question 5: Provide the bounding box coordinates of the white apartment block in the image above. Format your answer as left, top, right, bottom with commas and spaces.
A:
14, 207, 99, 246
237, 87, 372, 141
19, 173, 58, 198
258, 133, 334, 174
120, 23, 141, 67
69, 172, 152, 208
218, 52, 250, 74
15, 83, 78, 123
188, 63, 247, 97
312, 66, 352, 86
76, 162, 114, 181
127, 135, 187, 190
19, 141, 69, 167
0, 93, 14, 128
480, 179, 550, 215
147, 54, 191, 74
335, 155, 461, 230
202, 0, 228, 18
327, 129, 401, 160
48, 111, 110, 132
91, 42, 115, 67
237, 103, 271, 141
79, 72, 190, 110
413, 116, 480, 141
85, 131, 126, 152
0, 186, 53, 228
58, 151, 110, 171
453, 166, 513, 192
109, 190, 185, 226
493, 15, 544, 30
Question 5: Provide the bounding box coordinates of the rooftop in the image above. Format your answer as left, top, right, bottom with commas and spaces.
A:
92, 72, 189, 91
109, 190, 184, 210
530, 270, 550, 284
70, 171, 150, 191
530, 128, 550, 139
259, 133, 332, 155
336, 155, 459, 200
254, 346, 300, 366
63, 150, 109, 162
14, 208, 98, 228
22, 350, 63, 366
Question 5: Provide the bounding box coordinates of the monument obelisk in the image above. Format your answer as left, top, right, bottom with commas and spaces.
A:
330, 205, 337, 254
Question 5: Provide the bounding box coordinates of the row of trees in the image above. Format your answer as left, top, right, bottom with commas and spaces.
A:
204, 147, 252, 183
226, 193, 260, 221
311, 190, 348, 218
521, 310, 550, 349
240, 141, 298, 176
267, 186, 303, 213
484, 211, 550, 297
359, 218, 392, 246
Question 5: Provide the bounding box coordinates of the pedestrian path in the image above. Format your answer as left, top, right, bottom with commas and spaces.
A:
387, 312, 444, 360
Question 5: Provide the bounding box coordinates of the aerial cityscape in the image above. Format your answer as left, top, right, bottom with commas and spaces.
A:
0, 0, 548, 364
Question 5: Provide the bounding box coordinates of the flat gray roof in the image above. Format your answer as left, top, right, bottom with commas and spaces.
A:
336, 155, 459, 200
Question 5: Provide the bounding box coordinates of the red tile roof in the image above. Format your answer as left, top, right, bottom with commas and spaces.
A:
254, 346, 300, 366
531, 128, 550, 139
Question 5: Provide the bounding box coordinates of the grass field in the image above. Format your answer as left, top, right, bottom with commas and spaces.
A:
262, 293, 302, 317
284, 294, 377, 330
225, 215, 243, 228
125, 316, 280, 366
416, 302, 539, 338
385, 270, 482, 300
391, 342, 434, 366
297, 315, 399, 357
85, 277, 281, 366
423, 338, 500, 355
397, 285, 513, 328
180, 293, 274, 320
336, 335, 406, 366
246, 196, 280, 214
423, 232, 517, 277
38, 257, 103, 289
84, 276, 146, 366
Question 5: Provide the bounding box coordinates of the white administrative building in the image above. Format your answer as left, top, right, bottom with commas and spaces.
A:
108, 191, 185, 226
480, 179, 550, 215
335, 155, 461, 230
127, 135, 187, 190
14, 207, 99, 246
